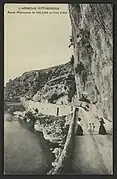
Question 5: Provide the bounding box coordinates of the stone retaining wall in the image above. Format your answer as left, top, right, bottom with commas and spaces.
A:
20, 97, 73, 116
47, 108, 76, 175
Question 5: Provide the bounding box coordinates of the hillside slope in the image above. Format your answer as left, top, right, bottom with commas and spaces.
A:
4, 61, 76, 105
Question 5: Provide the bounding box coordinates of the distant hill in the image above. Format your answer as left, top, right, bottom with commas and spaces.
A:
4, 60, 76, 105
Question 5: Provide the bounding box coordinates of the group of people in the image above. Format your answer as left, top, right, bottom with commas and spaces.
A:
88, 123, 95, 132
76, 117, 107, 136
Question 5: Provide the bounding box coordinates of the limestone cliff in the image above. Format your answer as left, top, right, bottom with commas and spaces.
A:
4, 61, 76, 105
69, 4, 113, 121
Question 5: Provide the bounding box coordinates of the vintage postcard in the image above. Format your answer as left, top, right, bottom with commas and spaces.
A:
4, 3, 113, 175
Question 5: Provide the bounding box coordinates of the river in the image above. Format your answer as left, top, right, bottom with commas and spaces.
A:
4, 113, 52, 175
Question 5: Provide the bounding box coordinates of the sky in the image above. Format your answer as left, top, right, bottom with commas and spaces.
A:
4, 4, 72, 85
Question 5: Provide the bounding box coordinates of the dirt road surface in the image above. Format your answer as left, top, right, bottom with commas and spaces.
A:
72, 107, 113, 174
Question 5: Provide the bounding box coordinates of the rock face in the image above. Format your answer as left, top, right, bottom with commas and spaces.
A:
4, 61, 76, 105
16, 110, 71, 144
68, 4, 113, 121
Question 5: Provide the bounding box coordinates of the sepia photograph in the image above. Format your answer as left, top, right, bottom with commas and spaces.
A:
4, 3, 113, 175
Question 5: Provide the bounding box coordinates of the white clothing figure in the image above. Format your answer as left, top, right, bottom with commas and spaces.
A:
92, 123, 95, 132
88, 123, 95, 132
88, 123, 92, 132
77, 120, 81, 125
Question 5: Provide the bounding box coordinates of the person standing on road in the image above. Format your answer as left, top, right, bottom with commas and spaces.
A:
76, 118, 84, 136
92, 123, 95, 132
99, 118, 107, 135
88, 123, 92, 132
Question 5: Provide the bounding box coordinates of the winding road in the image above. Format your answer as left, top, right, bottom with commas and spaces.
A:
4, 106, 113, 175
72, 107, 113, 174
4, 113, 52, 175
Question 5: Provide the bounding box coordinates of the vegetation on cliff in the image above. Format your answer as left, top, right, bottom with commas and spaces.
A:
4, 61, 76, 105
